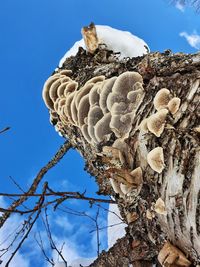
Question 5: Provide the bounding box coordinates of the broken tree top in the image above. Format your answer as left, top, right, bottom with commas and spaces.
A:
42, 23, 200, 266
59, 23, 149, 67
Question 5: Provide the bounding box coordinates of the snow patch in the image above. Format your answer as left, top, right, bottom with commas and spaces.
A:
59, 25, 149, 67
107, 203, 127, 249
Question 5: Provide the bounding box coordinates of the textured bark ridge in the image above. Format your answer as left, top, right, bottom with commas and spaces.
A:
43, 47, 200, 266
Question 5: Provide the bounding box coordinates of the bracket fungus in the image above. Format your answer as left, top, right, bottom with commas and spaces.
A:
120, 183, 132, 195
147, 147, 165, 173
112, 139, 133, 168
129, 167, 143, 187
107, 71, 144, 139
102, 146, 125, 167
109, 178, 125, 198
153, 88, 171, 111
167, 97, 181, 115
42, 71, 77, 118
147, 109, 168, 137
43, 70, 145, 144
158, 241, 191, 267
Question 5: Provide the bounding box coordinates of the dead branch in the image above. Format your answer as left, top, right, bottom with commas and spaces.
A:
4, 183, 48, 267
0, 127, 10, 134
35, 231, 54, 266
42, 208, 68, 265
0, 192, 114, 214
0, 141, 72, 228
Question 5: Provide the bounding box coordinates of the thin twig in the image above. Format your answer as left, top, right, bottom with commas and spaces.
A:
0, 141, 72, 228
34, 232, 54, 266
42, 208, 67, 265
0, 127, 10, 134
0, 192, 115, 201
0, 194, 114, 214
95, 207, 100, 257
8, 176, 25, 193
4, 183, 48, 267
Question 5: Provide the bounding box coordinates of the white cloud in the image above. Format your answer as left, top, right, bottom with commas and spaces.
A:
49, 235, 95, 267
49, 204, 127, 267
180, 31, 200, 49
51, 236, 80, 263
175, 0, 185, 12
40, 213, 96, 267
0, 197, 30, 267
54, 215, 74, 232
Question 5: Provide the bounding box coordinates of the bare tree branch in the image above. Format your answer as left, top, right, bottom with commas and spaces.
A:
35, 231, 54, 266
42, 208, 68, 265
4, 182, 48, 267
0, 192, 114, 215
0, 141, 72, 228
0, 127, 10, 134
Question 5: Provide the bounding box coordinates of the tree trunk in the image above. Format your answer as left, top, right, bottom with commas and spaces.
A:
43, 47, 200, 266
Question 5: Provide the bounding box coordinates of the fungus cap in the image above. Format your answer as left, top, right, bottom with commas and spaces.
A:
99, 77, 117, 114
147, 109, 168, 137
110, 113, 132, 139
147, 147, 165, 173
110, 178, 124, 197
167, 97, 181, 114
57, 81, 70, 98
77, 94, 90, 127
64, 91, 76, 124
85, 75, 105, 85
120, 183, 131, 195
81, 124, 92, 143
153, 88, 170, 111
75, 83, 93, 109
139, 118, 149, 133
129, 167, 143, 186
127, 87, 143, 103
87, 106, 104, 142
94, 113, 112, 143
88, 83, 101, 106
112, 139, 133, 168
58, 69, 72, 76
112, 71, 143, 95
42, 76, 59, 109
102, 146, 125, 166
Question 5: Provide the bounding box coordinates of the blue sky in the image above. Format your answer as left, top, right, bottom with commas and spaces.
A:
0, 0, 200, 266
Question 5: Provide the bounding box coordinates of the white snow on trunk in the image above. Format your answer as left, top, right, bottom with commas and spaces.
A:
107, 203, 127, 249
59, 25, 149, 67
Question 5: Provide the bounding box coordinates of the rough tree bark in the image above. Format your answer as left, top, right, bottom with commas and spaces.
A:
43, 42, 200, 266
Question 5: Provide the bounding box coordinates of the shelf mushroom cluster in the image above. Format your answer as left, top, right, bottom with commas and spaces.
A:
139, 88, 181, 175
42, 70, 145, 144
